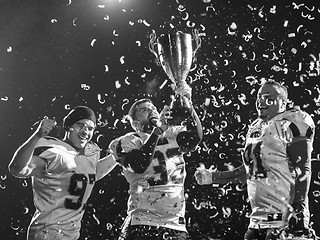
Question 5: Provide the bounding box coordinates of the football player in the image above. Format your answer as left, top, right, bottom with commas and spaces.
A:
109, 83, 203, 240
9, 106, 117, 240
195, 80, 317, 240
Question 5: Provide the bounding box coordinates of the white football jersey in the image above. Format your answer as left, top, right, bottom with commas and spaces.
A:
28, 136, 100, 240
243, 108, 315, 229
109, 126, 188, 232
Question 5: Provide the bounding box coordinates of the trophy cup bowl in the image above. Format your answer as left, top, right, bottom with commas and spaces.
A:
149, 30, 201, 125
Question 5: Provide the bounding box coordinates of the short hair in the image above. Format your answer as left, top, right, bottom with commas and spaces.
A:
262, 79, 288, 101
127, 98, 153, 122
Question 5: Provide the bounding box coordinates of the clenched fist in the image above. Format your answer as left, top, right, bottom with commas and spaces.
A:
36, 117, 57, 138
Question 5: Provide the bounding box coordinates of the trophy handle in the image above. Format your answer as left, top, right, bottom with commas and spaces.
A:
149, 31, 159, 61
192, 29, 201, 60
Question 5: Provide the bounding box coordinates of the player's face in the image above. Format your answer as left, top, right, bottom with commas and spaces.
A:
256, 84, 285, 121
134, 101, 159, 129
67, 119, 95, 149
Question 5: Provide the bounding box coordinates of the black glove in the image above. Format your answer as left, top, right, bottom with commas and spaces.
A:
288, 210, 306, 236
287, 210, 318, 239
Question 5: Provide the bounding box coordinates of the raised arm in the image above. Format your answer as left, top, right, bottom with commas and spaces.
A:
175, 84, 203, 152
108, 126, 167, 174
121, 127, 165, 174
8, 118, 56, 178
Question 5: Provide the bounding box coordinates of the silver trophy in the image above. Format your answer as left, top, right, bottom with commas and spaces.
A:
149, 30, 201, 123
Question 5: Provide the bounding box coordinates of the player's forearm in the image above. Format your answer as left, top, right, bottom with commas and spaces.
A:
124, 130, 161, 174
139, 129, 161, 157
289, 137, 312, 173
211, 165, 247, 184
288, 137, 312, 209
177, 106, 203, 152
292, 174, 311, 210
8, 132, 41, 177
190, 106, 203, 142
196, 164, 247, 186
96, 154, 118, 180
184, 103, 203, 137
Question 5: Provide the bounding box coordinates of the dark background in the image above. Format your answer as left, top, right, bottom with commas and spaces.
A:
1, 0, 320, 239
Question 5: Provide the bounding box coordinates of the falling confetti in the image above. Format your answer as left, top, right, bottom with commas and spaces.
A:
1, 1, 320, 240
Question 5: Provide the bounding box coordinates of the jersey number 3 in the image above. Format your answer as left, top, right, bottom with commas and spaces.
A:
148, 147, 182, 186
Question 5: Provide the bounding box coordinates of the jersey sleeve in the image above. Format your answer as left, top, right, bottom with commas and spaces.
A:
108, 133, 144, 163
283, 108, 315, 141
33, 137, 76, 175
84, 141, 101, 165
284, 109, 315, 229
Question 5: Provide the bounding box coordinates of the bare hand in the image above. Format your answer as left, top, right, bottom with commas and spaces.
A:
159, 105, 172, 132
36, 117, 56, 138
194, 163, 214, 185
175, 83, 192, 101
281, 199, 294, 225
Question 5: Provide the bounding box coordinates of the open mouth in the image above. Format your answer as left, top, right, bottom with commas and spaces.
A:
78, 135, 89, 142
149, 112, 158, 119
258, 105, 269, 110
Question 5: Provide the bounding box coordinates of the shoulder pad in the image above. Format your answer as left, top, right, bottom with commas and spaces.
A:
84, 141, 101, 157
36, 137, 67, 149
108, 132, 145, 159
280, 109, 315, 138
43, 135, 60, 141
281, 109, 315, 128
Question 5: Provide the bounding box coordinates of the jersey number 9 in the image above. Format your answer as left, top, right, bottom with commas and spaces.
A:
65, 173, 95, 210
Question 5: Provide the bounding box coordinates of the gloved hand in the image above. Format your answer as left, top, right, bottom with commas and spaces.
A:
286, 210, 318, 239
288, 210, 306, 236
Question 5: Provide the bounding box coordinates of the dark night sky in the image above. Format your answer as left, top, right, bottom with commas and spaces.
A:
1, 0, 320, 239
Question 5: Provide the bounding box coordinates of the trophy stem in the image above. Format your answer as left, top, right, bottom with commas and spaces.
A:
167, 94, 191, 125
